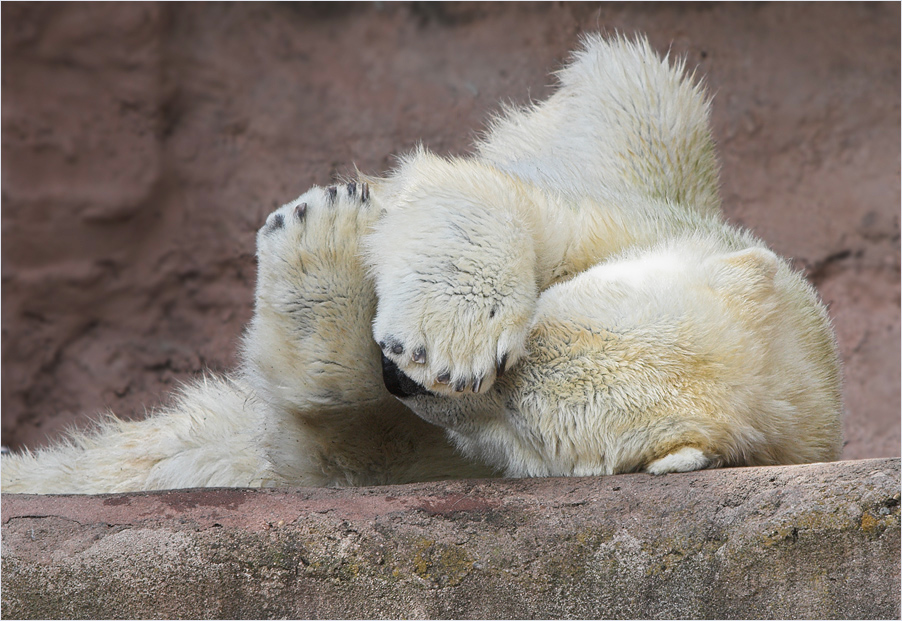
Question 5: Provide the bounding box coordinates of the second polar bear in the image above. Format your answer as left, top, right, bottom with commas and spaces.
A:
1, 35, 842, 493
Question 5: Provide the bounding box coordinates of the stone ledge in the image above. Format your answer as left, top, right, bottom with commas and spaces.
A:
2, 458, 899, 619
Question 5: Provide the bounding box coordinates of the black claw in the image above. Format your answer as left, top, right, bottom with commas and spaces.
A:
497, 352, 509, 378
436, 372, 451, 385
361, 183, 370, 203
327, 186, 338, 203
347, 182, 356, 197
379, 338, 404, 356
472, 376, 483, 393
412, 347, 426, 364
267, 213, 284, 232
453, 378, 467, 392
294, 202, 307, 219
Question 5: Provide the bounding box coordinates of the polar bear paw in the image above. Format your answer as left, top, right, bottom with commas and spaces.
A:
257, 181, 372, 266
371, 290, 534, 396
365, 216, 537, 397
246, 180, 391, 409
259, 181, 372, 243
254, 182, 377, 339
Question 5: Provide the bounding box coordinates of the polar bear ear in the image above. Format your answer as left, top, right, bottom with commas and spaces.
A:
709, 247, 780, 299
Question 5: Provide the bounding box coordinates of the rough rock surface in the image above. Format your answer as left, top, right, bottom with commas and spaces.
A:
2, 458, 899, 619
2, 3, 899, 459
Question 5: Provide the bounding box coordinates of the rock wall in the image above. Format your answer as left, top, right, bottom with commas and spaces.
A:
2, 3, 899, 459
3, 458, 899, 619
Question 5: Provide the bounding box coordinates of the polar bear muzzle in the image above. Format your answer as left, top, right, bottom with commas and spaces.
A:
381, 352, 431, 398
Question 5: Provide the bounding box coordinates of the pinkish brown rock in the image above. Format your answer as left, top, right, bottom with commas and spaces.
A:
2, 458, 899, 618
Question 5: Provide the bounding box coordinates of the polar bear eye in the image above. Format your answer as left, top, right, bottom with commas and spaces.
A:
489, 306, 497, 318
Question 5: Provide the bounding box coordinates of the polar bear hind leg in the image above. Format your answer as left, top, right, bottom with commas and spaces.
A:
1, 374, 272, 494
477, 34, 720, 215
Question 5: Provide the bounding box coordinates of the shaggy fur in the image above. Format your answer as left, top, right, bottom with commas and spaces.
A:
369, 36, 841, 477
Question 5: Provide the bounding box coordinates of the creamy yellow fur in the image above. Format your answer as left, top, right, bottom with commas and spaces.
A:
1, 34, 842, 493
401, 239, 842, 476
365, 34, 841, 475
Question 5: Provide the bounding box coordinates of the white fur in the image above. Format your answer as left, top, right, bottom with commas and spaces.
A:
1, 34, 843, 493
367, 34, 842, 476
646, 448, 710, 475
1, 376, 272, 494
478, 35, 720, 213
364, 35, 722, 396
403, 239, 842, 477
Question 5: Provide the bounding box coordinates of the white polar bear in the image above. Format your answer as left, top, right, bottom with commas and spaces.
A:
0, 35, 842, 494
365, 36, 842, 476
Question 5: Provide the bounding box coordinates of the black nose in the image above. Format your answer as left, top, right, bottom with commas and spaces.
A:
381, 353, 430, 398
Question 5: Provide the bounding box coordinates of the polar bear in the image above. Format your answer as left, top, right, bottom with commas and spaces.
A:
366, 36, 842, 476
1, 35, 842, 494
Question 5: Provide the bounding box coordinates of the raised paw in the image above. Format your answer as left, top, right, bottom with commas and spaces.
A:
373, 317, 530, 396
254, 182, 376, 330
246, 181, 384, 408
363, 202, 538, 397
